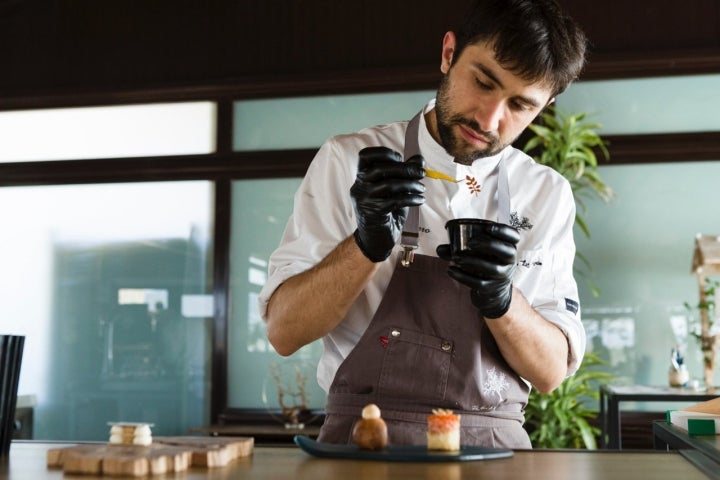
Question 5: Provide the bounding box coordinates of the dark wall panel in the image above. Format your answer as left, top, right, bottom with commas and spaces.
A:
1, 0, 719, 103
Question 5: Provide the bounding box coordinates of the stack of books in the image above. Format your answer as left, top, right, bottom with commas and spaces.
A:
667, 396, 720, 435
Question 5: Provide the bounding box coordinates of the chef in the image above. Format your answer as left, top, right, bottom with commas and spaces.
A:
259, 0, 587, 449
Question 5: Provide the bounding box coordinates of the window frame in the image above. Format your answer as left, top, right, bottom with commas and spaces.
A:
3, 84, 720, 429
0, 97, 316, 427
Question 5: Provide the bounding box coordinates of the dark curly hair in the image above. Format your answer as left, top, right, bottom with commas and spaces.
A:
452, 0, 587, 97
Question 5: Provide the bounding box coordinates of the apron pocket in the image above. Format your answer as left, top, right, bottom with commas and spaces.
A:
377, 327, 452, 402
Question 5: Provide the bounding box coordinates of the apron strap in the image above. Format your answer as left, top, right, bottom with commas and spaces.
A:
496, 155, 511, 225
399, 112, 422, 266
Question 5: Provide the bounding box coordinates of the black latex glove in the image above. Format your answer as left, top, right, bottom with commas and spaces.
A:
350, 146, 425, 262
436, 221, 520, 318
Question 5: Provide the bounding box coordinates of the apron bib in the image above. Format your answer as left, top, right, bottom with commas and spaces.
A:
318, 112, 531, 449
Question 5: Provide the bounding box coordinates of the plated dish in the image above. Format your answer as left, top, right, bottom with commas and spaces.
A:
293, 435, 514, 463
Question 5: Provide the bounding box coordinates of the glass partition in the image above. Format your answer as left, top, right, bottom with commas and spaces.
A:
228, 178, 326, 418
0, 102, 216, 162
233, 90, 434, 151
0, 181, 214, 440
558, 73, 720, 135
575, 161, 720, 394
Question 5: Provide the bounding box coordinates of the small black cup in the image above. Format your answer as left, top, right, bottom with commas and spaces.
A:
445, 218, 496, 255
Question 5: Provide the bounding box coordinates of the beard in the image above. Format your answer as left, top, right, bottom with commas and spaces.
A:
434, 73, 508, 166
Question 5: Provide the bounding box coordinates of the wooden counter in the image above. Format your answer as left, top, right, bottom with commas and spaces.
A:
2, 441, 714, 480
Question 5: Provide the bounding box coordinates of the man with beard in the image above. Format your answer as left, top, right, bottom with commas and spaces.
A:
259, 0, 587, 449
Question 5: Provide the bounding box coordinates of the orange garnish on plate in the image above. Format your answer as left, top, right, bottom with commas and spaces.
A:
427, 409, 460, 434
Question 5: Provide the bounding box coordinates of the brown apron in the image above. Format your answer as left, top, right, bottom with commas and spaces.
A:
317, 112, 532, 449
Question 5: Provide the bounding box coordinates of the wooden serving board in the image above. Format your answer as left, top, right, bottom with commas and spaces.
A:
154, 435, 254, 468
47, 436, 253, 477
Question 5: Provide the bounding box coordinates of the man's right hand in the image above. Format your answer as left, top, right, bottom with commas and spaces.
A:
350, 146, 425, 262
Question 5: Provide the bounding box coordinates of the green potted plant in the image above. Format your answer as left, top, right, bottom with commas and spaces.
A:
524, 352, 614, 449
523, 106, 613, 296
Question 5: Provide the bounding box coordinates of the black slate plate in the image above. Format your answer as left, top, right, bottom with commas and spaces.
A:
293, 435, 514, 462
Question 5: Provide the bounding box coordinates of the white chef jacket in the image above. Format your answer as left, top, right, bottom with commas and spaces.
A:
258, 99, 585, 392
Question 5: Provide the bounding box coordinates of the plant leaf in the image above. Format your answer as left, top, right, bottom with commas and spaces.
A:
524, 352, 614, 449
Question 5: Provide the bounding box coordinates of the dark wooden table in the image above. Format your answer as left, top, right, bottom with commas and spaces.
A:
600, 384, 718, 449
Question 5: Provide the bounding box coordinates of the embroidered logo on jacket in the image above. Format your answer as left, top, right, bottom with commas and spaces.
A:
517, 258, 543, 268
465, 175, 482, 195
482, 366, 510, 403
509, 212, 533, 231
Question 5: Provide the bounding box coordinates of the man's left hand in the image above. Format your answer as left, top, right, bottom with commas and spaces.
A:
436, 222, 520, 319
